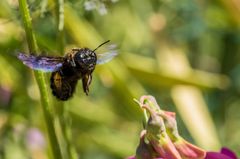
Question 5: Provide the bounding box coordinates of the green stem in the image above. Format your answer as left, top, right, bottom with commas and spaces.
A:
18, 1, 37, 53
18, 0, 63, 159
55, 0, 65, 53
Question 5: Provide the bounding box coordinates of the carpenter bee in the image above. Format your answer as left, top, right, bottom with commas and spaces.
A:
18, 40, 117, 101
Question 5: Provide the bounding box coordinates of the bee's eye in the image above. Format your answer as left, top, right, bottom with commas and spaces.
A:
74, 48, 97, 71
80, 53, 85, 58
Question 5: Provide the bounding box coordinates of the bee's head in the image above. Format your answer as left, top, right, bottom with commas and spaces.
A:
74, 41, 110, 72
74, 48, 97, 72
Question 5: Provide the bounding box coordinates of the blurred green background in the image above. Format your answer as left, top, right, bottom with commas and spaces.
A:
0, 0, 240, 158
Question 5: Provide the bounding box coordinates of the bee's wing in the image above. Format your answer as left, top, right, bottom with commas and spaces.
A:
96, 44, 118, 64
18, 53, 64, 72
97, 51, 118, 64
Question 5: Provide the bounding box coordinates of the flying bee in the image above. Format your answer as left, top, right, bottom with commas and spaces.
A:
18, 40, 117, 101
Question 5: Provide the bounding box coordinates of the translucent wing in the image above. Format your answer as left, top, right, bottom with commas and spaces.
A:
96, 44, 118, 64
18, 53, 64, 72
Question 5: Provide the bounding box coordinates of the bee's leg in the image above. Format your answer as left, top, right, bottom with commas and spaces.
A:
66, 51, 77, 67
70, 55, 76, 67
82, 73, 92, 95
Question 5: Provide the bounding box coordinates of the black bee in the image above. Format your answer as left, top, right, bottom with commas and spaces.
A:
18, 40, 117, 101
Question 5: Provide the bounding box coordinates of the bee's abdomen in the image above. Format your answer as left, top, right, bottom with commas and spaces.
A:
50, 71, 78, 101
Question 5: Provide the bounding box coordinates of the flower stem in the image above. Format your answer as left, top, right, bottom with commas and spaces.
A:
55, 0, 65, 53
18, 0, 63, 158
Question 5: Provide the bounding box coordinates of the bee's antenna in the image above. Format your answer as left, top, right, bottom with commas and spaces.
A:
93, 40, 110, 52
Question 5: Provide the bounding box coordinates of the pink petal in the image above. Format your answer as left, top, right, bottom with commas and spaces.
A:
206, 152, 233, 159
221, 147, 238, 159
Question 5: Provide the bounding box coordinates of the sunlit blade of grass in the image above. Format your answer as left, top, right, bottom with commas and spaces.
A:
18, 0, 63, 158
123, 53, 230, 90
171, 85, 221, 150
